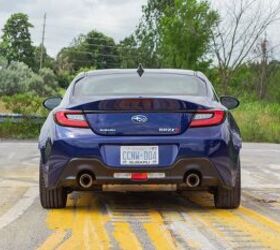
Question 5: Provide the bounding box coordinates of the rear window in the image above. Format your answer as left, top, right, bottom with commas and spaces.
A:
74, 73, 207, 97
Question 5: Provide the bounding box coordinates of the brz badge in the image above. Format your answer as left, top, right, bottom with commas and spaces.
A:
131, 115, 148, 124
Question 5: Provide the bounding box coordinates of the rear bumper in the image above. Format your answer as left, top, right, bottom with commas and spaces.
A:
40, 123, 241, 190
46, 157, 223, 190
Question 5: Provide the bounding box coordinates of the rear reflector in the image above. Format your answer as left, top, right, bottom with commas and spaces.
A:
190, 110, 225, 128
54, 110, 89, 128
113, 173, 131, 179
148, 173, 166, 178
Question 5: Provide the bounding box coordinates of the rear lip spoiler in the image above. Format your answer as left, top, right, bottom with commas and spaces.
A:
79, 109, 213, 114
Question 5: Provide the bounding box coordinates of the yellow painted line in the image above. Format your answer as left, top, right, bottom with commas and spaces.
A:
238, 207, 280, 234
38, 193, 111, 250
187, 211, 231, 248
186, 194, 280, 249
113, 222, 142, 250
143, 210, 177, 250
38, 230, 66, 250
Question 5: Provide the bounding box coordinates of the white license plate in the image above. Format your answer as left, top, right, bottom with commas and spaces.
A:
120, 146, 159, 166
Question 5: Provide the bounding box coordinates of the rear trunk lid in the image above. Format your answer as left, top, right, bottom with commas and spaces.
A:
69, 97, 213, 136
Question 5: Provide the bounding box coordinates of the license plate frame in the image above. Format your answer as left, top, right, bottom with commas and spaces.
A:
120, 146, 159, 166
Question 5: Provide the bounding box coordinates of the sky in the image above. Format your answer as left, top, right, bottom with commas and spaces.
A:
0, 0, 279, 58
0, 0, 148, 57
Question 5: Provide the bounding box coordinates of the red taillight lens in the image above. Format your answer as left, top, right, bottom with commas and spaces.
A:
131, 173, 148, 181
54, 110, 89, 128
190, 110, 225, 128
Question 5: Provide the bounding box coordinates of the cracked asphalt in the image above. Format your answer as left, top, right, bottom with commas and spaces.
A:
0, 141, 280, 250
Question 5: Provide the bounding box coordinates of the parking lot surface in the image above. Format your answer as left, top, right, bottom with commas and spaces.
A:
0, 141, 280, 250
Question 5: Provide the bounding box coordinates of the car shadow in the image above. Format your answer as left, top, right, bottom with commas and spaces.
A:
61, 190, 217, 214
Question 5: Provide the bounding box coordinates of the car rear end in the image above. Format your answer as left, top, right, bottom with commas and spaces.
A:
39, 69, 241, 209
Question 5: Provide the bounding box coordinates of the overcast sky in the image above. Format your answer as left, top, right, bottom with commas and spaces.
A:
0, 0, 279, 58
0, 0, 148, 57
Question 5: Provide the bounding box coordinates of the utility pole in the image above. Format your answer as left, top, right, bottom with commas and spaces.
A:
40, 13, 47, 70
258, 34, 269, 99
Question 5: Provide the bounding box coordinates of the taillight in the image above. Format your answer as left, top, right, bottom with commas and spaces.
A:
54, 110, 89, 128
190, 110, 225, 128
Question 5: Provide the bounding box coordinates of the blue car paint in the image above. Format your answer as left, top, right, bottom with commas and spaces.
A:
39, 70, 242, 190
86, 113, 191, 136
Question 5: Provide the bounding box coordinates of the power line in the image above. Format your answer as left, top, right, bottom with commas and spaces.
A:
58, 50, 138, 58
74, 42, 133, 49
57, 50, 139, 59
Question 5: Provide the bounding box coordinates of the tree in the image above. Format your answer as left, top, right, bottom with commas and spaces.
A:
211, 0, 280, 93
159, 0, 219, 69
0, 13, 35, 69
135, 0, 174, 67
118, 35, 140, 68
134, 0, 218, 69
83, 31, 120, 69
0, 56, 8, 69
34, 45, 55, 72
56, 30, 120, 73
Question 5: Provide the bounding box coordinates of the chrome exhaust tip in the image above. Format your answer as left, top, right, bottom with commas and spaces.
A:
186, 173, 200, 188
79, 173, 94, 189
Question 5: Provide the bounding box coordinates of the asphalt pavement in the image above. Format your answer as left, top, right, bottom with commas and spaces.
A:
0, 141, 280, 250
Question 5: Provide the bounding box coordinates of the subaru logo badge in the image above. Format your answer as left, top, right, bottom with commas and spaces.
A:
131, 115, 148, 124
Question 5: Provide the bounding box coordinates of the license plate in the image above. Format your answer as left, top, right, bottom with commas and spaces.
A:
120, 146, 159, 166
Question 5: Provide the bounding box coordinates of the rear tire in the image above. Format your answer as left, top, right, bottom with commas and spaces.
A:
214, 159, 241, 209
39, 162, 67, 209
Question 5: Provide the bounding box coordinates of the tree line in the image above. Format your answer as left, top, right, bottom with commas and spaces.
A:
1, 0, 280, 103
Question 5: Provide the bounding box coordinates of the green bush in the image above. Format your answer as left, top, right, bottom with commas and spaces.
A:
0, 119, 42, 139
233, 101, 280, 143
0, 59, 59, 97
0, 93, 47, 139
0, 61, 33, 95
2, 93, 48, 116
29, 68, 59, 96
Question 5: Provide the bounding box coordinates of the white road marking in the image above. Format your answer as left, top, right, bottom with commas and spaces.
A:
0, 179, 37, 187
7, 152, 15, 160
178, 214, 221, 249
242, 149, 280, 153
0, 186, 38, 230
0, 142, 37, 146
261, 168, 280, 181
269, 164, 280, 170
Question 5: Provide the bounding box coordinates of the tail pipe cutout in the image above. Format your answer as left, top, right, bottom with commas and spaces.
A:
78, 171, 95, 189
185, 171, 201, 188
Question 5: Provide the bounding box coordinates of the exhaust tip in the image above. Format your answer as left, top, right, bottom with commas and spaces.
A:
186, 173, 200, 188
78, 172, 94, 189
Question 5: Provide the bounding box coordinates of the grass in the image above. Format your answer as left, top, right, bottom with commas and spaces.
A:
0, 100, 10, 113
0, 120, 42, 139
233, 101, 280, 143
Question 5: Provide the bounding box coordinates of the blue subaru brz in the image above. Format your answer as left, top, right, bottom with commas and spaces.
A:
39, 67, 242, 209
